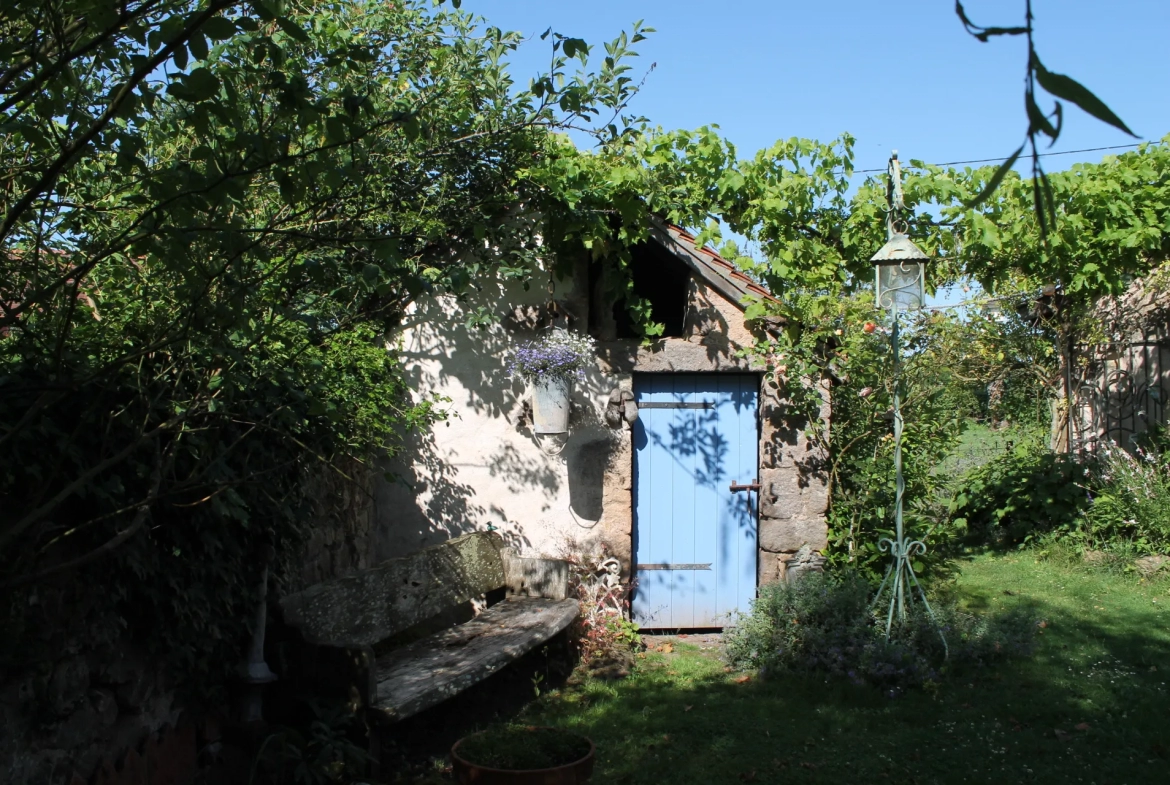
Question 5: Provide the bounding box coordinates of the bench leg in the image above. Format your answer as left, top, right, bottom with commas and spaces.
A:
365, 712, 382, 780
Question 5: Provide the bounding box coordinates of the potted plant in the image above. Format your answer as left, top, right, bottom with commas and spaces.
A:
509, 329, 596, 434
450, 725, 595, 784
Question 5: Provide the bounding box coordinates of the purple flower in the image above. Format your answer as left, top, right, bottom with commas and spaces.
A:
509, 329, 596, 382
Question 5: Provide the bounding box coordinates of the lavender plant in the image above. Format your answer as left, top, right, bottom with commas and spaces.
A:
508, 329, 597, 383
722, 572, 1036, 693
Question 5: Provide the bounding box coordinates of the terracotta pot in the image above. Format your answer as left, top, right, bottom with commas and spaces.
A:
450, 728, 595, 784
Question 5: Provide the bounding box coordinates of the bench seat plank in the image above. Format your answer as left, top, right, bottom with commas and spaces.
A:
371, 597, 579, 721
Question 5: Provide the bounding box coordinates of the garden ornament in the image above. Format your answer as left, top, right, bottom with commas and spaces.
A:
605, 388, 637, 427
869, 151, 948, 656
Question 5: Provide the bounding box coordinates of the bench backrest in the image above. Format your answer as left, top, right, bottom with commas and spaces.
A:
279, 531, 506, 647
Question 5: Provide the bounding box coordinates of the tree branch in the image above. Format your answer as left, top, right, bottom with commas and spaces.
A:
0, 442, 167, 589
0, 0, 237, 245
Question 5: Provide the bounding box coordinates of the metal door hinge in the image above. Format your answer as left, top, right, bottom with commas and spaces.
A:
729, 478, 760, 492
636, 401, 715, 409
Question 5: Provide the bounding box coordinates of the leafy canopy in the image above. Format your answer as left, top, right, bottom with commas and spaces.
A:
0, 0, 652, 684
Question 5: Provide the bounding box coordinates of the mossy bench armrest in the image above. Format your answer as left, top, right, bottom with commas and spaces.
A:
278, 532, 578, 721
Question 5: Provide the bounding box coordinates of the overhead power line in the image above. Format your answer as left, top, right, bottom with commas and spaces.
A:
847, 142, 1160, 175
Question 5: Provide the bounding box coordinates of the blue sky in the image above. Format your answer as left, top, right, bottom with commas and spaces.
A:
466, 0, 1170, 177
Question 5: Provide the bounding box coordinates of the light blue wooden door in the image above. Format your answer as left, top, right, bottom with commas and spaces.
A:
632, 374, 758, 628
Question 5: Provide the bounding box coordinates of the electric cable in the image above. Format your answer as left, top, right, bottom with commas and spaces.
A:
845, 141, 1161, 175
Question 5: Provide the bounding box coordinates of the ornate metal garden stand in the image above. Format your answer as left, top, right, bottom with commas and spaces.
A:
869, 152, 948, 656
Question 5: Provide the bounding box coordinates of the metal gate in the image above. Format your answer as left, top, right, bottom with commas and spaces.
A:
631, 374, 758, 628
1072, 332, 1170, 453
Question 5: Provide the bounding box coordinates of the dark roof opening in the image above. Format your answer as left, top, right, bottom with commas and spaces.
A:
590, 240, 691, 339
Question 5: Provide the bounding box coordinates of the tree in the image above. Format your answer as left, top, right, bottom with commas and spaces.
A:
0, 0, 650, 681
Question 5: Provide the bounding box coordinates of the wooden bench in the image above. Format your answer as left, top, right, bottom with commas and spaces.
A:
278, 532, 579, 723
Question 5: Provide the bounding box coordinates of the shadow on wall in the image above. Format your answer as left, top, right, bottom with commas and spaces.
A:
567, 439, 608, 522
688, 280, 732, 364
376, 280, 616, 559
374, 425, 489, 562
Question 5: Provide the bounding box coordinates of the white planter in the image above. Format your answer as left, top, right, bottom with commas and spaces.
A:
532, 375, 572, 434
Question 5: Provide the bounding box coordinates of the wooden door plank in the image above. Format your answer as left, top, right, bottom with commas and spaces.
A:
671, 376, 698, 628
693, 375, 721, 626
736, 375, 760, 617
642, 376, 675, 626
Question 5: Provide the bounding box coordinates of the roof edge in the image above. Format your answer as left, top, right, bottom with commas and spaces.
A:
647, 219, 778, 312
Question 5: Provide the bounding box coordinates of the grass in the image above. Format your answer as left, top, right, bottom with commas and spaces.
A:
935, 420, 1044, 478
484, 553, 1170, 785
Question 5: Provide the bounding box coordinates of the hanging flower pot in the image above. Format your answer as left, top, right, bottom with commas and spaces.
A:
532, 374, 572, 434
509, 329, 596, 436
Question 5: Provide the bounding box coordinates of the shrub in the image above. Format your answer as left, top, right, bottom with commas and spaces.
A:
1080, 438, 1170, 555
722, 572, 1035, 692
563, 546, 641, 666
250, 703, 369, 785
949, 442, 1088, 547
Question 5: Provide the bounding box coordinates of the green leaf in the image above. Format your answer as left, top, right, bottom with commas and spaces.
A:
172, 41, 188, 71
563, 38, 588, 61
964, 144, 1024, 208
181, 68, 221, 101
1034, 61, 1136, 137
325, 116, 347, 144
954, 1, 1027, 41
1025, 91, 1056, 141
275, 16, 311, 44
251, 0, 277, 21
188, 31, 209, 61
201, 16, 238, 40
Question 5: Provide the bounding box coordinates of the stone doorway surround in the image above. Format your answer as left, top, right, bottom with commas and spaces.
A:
593, 331, 829, 588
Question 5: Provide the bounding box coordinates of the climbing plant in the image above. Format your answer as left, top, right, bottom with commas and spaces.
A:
556, 125, 1170, 569
953, 0, 1137, 226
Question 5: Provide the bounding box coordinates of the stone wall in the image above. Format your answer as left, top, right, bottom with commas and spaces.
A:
0, 468, 376, 785
757, 377, 831, 584
292, 463, 379, 592
0, 588, 178, 785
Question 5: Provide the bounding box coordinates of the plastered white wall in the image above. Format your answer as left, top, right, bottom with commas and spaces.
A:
373, 275, 624, 561
372, 266, 830, 579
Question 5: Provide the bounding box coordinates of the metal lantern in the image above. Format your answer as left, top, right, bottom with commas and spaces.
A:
872, 234, 927, 312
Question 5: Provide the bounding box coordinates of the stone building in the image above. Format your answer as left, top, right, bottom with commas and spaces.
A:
374, 220, 830, 628
1071, 270, 1170, 454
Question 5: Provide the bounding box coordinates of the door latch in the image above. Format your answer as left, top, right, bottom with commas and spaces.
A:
729, 478, 760, 492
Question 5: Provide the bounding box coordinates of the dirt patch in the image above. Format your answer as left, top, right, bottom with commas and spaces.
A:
641, 632, 722, 652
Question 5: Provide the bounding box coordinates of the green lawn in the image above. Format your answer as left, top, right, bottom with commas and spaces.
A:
935, 420, 1039, 478
500, 554, 1170, 785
